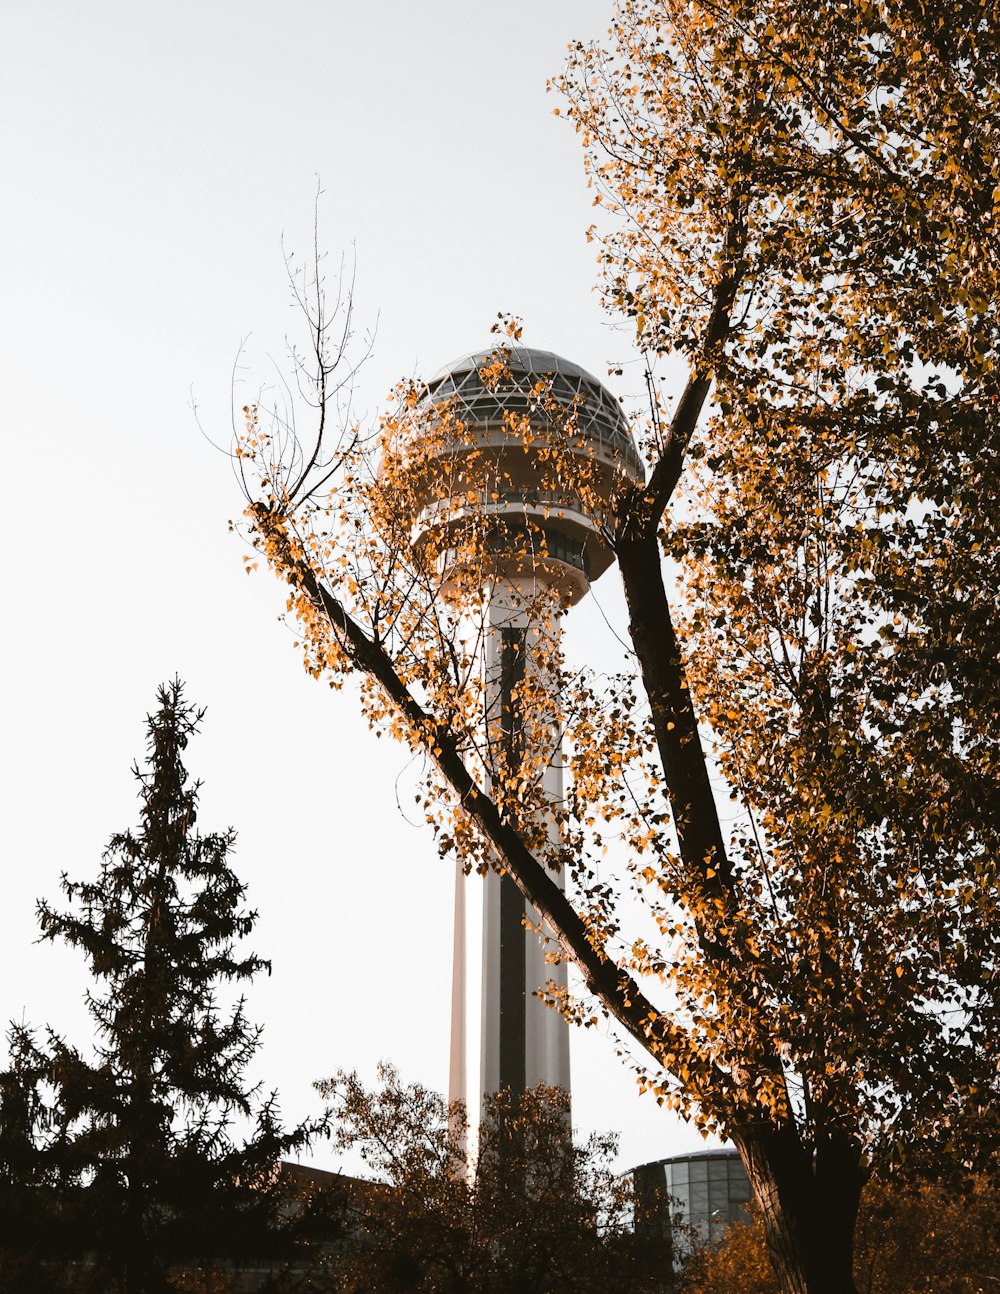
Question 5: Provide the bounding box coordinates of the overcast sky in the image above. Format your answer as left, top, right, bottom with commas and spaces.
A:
0, 0, 713, 1173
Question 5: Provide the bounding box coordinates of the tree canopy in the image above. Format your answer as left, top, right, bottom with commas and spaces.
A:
311, 1069, 669, 1294
232, 4, 1000, 1291
555, 0, 1000, 1168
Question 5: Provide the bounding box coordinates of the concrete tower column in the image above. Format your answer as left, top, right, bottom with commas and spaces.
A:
448, 584, 571, 1131
477, 585, 571, 1116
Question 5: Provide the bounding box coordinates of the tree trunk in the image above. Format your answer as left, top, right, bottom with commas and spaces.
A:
616, 534, 866, 1294
734, 1123, 865, 1294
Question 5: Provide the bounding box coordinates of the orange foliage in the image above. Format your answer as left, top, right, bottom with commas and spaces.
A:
231, 5, 1000, 1291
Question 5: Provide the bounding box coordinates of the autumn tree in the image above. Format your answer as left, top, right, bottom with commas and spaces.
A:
308, 1067, 669, 1294
229, 5, 1000, 1293
678, 1173, 1000, 1294
3, 681, 321, 1292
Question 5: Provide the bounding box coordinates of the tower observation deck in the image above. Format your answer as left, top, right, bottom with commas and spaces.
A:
401, 345, 643, 1128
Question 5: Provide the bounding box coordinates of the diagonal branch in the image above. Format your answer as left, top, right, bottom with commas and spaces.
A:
248, 502, 730, 1108
616, 528, 796, 1125
617, 533, 734, 906
617, 205, 747, 541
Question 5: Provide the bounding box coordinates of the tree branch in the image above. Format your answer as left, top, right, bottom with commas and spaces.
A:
617, 205, 746, 541
249, 502, 730, 1109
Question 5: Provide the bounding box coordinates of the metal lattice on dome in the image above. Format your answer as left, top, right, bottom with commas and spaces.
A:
417, 345, 644, 482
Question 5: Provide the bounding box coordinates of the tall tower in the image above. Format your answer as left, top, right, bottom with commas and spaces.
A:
402, 346, 642, 1128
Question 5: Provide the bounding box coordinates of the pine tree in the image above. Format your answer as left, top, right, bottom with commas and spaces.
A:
6, 680, 321, 1292
0, 1028, 74, 1292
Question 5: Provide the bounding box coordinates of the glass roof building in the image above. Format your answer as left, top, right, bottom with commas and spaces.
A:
633, 1149, 752, 1258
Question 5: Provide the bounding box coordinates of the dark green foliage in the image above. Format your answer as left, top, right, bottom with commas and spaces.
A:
0, 681, 322, 1292
0, 1033, 78, 1292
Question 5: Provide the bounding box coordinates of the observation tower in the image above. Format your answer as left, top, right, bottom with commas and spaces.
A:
402, 345, 643, 1127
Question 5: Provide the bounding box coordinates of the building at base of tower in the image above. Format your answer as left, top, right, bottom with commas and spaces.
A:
633, 1149, 752, 1259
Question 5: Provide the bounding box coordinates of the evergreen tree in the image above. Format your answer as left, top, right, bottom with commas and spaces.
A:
0, 1028, 76, 1292
5, 680, 321, 1292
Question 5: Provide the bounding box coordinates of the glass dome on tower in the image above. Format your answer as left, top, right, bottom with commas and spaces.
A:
396, 344, 644, 599
416, 345, 644, 482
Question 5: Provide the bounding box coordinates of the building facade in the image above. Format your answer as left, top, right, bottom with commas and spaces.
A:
633, 1148, 752, 1255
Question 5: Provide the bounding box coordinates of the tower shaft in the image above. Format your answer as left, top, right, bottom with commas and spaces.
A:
448, 585, 571, 1129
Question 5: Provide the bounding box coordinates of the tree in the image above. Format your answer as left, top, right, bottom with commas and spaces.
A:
678, 1214, 779, 1294
308, 1066, 669, 1294
2, 681, 321, 1292
230, 5, 1000, 1292
678, 1173, 1000, 1294
0, 1030, 79, 1292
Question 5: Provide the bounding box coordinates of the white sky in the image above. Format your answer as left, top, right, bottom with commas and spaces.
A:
1, 0, 712, 1173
